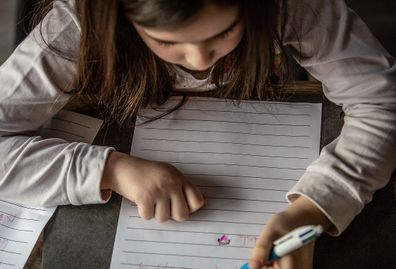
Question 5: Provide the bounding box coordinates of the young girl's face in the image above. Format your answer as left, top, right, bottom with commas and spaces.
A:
133, 3, 244, 72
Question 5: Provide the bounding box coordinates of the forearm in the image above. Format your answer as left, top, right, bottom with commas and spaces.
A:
0, 135, 112, 206
284, 0, 396, 234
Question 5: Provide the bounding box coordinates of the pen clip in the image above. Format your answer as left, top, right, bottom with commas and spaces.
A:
273, 233, 294, 246
273, 225, 322, 245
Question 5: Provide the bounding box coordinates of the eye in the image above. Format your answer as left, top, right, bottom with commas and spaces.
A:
157, 40, 176, 47
216, 18, 241, 40
217, 28, 234, 39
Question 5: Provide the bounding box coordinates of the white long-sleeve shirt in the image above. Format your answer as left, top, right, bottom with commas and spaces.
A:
0, 0, 395, 236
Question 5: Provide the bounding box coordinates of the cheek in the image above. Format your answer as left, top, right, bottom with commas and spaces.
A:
216, 39, 240, 58
214, 29, 244, 59
146, 43, 184, 64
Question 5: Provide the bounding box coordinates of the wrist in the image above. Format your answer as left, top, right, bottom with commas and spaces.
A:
267, 195, 332, 237
101, 150, 126, 190
100, 150, 126, 199
288, 196, 332, 231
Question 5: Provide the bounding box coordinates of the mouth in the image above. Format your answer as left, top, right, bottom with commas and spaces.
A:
177, 64, 214, 74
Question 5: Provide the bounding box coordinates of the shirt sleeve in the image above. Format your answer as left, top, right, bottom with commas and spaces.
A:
283, 0, 396, 235
0, 0, 113, 206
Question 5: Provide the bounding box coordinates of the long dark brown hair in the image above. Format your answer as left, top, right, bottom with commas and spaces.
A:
30, 0, 291, 125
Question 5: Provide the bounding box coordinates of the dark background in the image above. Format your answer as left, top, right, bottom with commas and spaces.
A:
346, 0, 396, 57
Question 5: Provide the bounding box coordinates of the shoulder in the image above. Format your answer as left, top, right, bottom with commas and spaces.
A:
30, 0, 81, 57
282, 0, 349, 34
45, 0, 81, 31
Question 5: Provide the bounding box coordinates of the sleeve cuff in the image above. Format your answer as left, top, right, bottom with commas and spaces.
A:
286, 170, 365, 236
67, 144, 115, 205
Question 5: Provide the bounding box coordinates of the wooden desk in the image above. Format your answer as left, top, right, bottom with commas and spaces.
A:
40, 82, 396, 269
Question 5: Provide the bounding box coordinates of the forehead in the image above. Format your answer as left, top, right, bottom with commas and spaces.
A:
136, 3, 240, 43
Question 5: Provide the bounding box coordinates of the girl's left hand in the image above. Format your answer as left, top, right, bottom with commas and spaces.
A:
247, 196, 332, 269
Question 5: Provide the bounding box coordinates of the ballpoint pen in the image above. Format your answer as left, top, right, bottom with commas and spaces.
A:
240, 225, 323, 269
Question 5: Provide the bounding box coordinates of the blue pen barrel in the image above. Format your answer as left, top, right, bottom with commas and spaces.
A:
268, 246, 281, 263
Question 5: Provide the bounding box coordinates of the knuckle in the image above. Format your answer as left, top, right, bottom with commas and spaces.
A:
157, 175, 179, 190
137, 192, 155, 205
158, 163, 185, 186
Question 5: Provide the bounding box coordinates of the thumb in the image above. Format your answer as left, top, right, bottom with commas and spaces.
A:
183, 182, 206, 213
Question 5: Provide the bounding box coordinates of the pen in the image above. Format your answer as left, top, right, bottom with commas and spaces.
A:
240, 225, 323, 269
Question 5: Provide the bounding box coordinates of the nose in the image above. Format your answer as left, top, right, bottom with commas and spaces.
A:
184, 44, 215, 71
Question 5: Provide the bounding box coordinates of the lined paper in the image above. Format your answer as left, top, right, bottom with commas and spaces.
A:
111, 97, 322, 268
0, 201, 55, 268
35, 110, 103, 144
0, 111, 103, 268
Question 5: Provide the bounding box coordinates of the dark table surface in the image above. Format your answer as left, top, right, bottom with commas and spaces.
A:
41, 91, 396, 269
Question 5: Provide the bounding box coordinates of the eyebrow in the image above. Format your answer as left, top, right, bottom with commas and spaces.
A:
144, 16, 241, 44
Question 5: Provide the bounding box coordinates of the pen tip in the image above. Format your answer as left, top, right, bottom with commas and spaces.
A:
240, 263, 249, 269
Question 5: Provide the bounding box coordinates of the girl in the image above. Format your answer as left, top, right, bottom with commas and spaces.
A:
1, 0, 395, 268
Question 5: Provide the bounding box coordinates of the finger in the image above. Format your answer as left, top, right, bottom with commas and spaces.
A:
170, 190, 189, 221
183, 183, 205, 213
288, 241, 315, 269
249, 231, 277, 269
154, 198, 171, 223
299, 242, 315, 269
270, 257, 291, 269
259, 264, 274, 269
137, 202, 155, 220
268, 241, 315, 269
277, 255, 294, 269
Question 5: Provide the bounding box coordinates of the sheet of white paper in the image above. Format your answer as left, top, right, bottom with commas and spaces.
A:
36, 110, 103, 143
111, 97, 322, 269
0, 110, 103, 268
0, 201, 55, 268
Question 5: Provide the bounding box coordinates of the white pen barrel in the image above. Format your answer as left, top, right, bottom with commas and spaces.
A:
273, 237, 303, 257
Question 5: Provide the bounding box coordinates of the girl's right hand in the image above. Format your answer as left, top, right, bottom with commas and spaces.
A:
101, 151, 205, 222
247, 196, 332, 269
